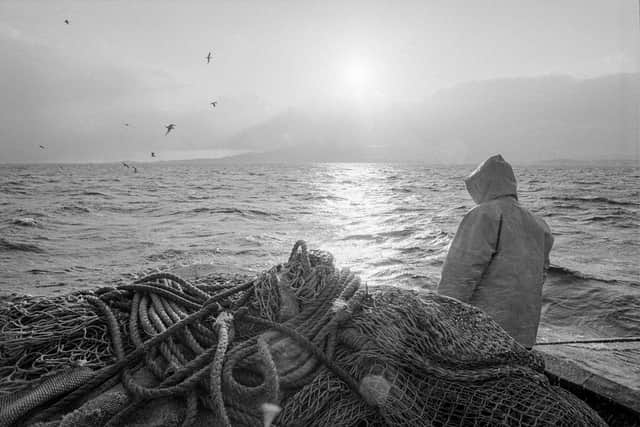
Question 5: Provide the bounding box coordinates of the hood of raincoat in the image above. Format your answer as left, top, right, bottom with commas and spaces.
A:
464, 154, 517, 204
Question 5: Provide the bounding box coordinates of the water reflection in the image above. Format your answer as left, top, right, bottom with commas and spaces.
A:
310, 164, 396, 284
309, 163, 453, 289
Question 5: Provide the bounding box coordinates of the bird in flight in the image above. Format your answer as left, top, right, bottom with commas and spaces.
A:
64, 19, 69, 24
124, 123, 130, 127
122, 162, 130, 168
165, 124, 176, 135
39, 145, 46, 149
151, 152, 156, 158
210, 101, 217, 108
206, 51, 213, 64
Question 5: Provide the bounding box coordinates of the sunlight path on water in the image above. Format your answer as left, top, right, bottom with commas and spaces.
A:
310, 163, 454, 288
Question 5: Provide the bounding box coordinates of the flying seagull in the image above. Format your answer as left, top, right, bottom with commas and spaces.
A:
124, 123, 130, 127
122, 162, 130, 168
64, 19, 69, 24
206, 51, 212, 64
210, 101, 217, 108
165, 124, 176, 135
39, 145, 46, 149
151, 152, 156, 157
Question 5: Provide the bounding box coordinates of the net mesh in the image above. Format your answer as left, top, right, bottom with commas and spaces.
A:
279, 286, 605, 426
0, 241, 607, 426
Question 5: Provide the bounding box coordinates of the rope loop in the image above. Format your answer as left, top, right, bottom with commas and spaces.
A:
289, 240, 311, 275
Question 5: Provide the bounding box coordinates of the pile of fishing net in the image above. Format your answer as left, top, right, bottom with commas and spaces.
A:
0, 241, 607, 426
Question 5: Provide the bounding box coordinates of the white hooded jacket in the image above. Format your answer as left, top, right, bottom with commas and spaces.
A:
437, 155, 553, 347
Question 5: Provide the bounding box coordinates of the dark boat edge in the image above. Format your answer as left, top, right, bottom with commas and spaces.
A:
539, 350, 640, 426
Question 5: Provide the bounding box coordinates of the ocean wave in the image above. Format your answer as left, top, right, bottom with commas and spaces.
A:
173, 207, 277, 218
547, 265, 622, 284
389, 206, 428, 214
28, 268, 52, 274
584, 215, 634, 223
0, 238, 45, 253
300, 194, 345, 201
34, 282, 68, 288
341, 227, 418, 242
582, 216, 637, 229
146, 248, 186, 262
377, 227, 418, 239
187, 195, 212, 200
550, 204, 581, 210
1, 188, 29, 195
370, 257, 403, 267
12, 217, 40, 227
59, 205, 92, 214
81, 191, 112, 198
341, 233, 378, 242
16, 211, 47, 218
399, 246, 438, 255
524, 187, 546, 193
233, 248, 261, 256
542, 196, 638, 207
391, 187, 414, 193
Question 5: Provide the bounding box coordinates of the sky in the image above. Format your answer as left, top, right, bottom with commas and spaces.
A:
0, 0, 638, 163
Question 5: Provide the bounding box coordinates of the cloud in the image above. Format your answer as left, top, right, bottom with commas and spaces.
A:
0, 9, 287, 162
0, 22, 21, 40
0, 32, 272, 162
0, 34, 152, 161
223, 73, 639, 163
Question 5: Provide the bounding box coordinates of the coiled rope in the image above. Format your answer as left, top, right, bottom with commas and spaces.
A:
11, 240, 367, 427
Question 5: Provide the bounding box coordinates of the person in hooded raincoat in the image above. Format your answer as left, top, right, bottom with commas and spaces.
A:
437, 154, 553, 348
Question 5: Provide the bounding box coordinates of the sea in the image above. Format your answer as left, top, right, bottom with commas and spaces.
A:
1, 161, 639, 342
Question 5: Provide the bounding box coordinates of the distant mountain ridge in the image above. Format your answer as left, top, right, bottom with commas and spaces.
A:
220, 73, 639, 164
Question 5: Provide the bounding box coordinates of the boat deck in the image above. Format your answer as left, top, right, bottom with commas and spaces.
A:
534, 340, 640, 423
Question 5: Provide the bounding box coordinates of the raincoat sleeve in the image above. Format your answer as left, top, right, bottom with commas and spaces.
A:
540, 219, 554, 281
437, 207, 501, 302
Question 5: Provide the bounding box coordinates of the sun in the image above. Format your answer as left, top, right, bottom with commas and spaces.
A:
343, 59, 375, 98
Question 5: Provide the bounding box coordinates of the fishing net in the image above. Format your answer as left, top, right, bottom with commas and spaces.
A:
0, 241, 607, 426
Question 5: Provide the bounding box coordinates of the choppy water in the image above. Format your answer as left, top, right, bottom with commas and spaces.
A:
1, 162, 639, 340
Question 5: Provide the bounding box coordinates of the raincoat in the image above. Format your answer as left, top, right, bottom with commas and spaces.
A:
437, 155, 553, 348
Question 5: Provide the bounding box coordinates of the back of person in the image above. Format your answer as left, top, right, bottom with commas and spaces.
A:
437, 154, 553, 348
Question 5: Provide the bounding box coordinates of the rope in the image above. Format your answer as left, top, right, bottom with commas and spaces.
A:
236, 310, 363, 401
134, 272, 210, 302
92, 261, 361, 426
33, 287, 232, 422
3, 249, 374, 425
289, 240, 311, 274
0, 367, 95, 427
210, 312, 233, 427
182, 392, 198, 427
109, 265, 359, 426
100, 276, 255, 427
118, 284, 202, 310
86, 295, 125, 361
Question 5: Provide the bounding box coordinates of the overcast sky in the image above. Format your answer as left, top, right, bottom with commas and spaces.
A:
0, 0, 638, 163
